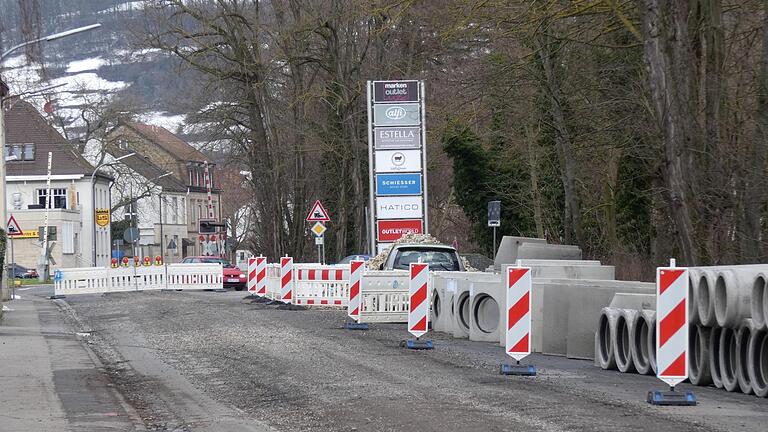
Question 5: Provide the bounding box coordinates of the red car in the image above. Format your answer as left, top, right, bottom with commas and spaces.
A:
181, 256, 247, 290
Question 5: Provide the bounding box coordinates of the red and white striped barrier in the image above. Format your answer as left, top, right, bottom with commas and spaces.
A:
254, 256, 267, 296
347, 260, 365, 321
247, 257, 257, 293
297, 268, 348, 281
506, 266, 532, 361
280, 257, 294, 303
656, 263, 689, 387
408, 263, 429, 337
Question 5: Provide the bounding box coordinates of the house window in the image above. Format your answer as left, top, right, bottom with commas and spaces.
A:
37, 188, 67, 209
4, 144, 35, 161
116, 138, 129, 150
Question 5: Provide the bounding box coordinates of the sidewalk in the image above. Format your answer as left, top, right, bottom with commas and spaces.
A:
0, 292, 142, 431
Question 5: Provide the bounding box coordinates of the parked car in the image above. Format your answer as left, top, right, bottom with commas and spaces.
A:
379, 244, 465, 272
181, 256, 246, 290
336, 254, 371, 265
6, 263, 38, 279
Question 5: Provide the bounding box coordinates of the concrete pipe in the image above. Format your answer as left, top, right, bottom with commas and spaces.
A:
719, 327, 740, 392
751, 273, 768, 331
452, 289, 472, 339
714, 269, 754, 329
748, 327, 768, 397
709, 326, 724, 389
697, 269, 718, 327
735, 319, 756, 395
688, 268, 701, 325
631, 310, 654, 375
469, 279, 505, 343
647, 311, 658, 374
689, 325, 712, 387
597, 307, 619, 370
614, 309, 637, 373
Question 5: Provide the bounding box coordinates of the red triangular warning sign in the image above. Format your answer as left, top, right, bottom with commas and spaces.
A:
7, 215, 23, 237
306, 200, 330, 222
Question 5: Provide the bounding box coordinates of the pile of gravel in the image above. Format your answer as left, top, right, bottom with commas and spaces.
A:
367, 233, 478, 272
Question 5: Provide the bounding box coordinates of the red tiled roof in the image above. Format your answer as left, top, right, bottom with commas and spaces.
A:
122, 121, 209, 163
3, 99, 96, 176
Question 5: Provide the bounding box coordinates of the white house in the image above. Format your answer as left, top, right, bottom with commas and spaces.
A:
3, 99, 112, 270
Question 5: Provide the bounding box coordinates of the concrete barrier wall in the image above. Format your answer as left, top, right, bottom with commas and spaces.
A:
517, 243, 583, 260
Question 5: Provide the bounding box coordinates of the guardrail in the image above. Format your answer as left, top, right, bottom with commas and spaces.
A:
53, 263, 223, 296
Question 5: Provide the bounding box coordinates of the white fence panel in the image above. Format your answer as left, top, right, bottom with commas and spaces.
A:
54, 263, 223, 296
358, 270, 410, 323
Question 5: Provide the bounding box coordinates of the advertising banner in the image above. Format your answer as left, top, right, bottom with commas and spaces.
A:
374, 127, 421, 149
376, 173, 422, 196
377, 219, 424, 242
374, 149, 422, 173
373, 103, 421, 126
376, 196, 423, 219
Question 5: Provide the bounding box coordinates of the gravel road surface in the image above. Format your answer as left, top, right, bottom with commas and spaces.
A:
45, 288, 768, 432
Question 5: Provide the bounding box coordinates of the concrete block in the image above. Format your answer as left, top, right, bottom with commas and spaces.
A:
494, 236, 547, 270
517, 243, 582, 260
446, 272, 501, 339
530, 265, 615, 280
499, 279, 655, 359
609, 293, 655, 311
430, 274, 456, 333
468, 279, 505, 343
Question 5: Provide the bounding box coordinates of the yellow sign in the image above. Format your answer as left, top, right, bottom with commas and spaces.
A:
15, 230, 39, 239
311, 221, 326, 237
95, 208, 110, 227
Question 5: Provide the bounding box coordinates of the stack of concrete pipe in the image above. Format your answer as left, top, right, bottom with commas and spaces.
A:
596, 265, 768, 398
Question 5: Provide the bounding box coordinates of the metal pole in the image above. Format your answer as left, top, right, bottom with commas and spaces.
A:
493, 227, 497, 261
317, 239, 321, 264
366, 81, 376, 256
419, 80, 429, 234
10, 235, 14, 300
159, 193, 164, 263
38, 152, 52, 283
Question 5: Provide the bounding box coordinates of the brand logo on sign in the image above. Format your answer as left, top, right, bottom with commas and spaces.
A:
377, 219, 423, 242
376, 196, 423, 219
392, 152, 406, 166
385, 106, 407, 120
376, 173, 422, 196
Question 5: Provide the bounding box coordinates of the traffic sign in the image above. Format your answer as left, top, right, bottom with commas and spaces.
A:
306, 200, 330, 222
311, 221, 327, 237
123, 227, 139, 243
656, 265, 689, 387
488, 201, 501, 227
6, 215, 23, 237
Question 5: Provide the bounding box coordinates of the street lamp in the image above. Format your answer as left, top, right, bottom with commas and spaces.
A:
91, 152, 136, 266
0, 24, 102, 61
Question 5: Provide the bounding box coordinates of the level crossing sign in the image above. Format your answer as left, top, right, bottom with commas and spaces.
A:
306, 200, 330, 222
7, 215, 23, 237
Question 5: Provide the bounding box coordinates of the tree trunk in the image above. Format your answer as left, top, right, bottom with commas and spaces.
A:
641, 0, 699, 265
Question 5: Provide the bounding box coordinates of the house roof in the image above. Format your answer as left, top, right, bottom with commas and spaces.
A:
121, 121, 210, 163
3, 99, 97, 177
108, 145, 188, 193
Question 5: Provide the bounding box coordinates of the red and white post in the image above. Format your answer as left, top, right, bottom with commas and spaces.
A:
649, 259, 695, 405
401, 262, 432, 349
255, 256, 267, 296
247, 257, 258, 294
345, 260, 368, 330
280, 256, 294, 303
347, 260, 365, 321
501, 262, 536, 375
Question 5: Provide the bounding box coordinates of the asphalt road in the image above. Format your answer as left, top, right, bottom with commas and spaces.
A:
26, 286, 768, 432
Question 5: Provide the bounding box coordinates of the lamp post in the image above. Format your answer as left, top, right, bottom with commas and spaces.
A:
91, 152, 136, 266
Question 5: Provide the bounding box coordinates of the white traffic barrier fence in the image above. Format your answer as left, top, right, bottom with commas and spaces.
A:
53, 263, 223, 296
358, 270, 410, 323
293, 264, 350, 306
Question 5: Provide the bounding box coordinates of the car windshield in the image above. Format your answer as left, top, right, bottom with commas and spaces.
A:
391, 248, 460, 271
199, 257, 232, 267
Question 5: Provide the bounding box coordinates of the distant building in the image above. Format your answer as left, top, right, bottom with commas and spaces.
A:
105, 122, 224, 258
3, 99, 112, 270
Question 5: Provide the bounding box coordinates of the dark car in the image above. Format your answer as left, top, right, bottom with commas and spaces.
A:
181, 256, 247, 290
336, 254, 371, 265
6, 263, 38, 279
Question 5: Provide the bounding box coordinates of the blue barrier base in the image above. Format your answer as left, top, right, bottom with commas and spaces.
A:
400, 339, 434, 350
500, 363, 537, 376
345, 322, 369, 330
647, 390, 696, 406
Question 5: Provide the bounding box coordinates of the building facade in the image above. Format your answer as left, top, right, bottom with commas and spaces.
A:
3, 99, 112, 271
106, 122, 223, 259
